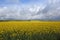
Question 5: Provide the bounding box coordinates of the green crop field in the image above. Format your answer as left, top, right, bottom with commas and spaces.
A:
0, 21, 60, 40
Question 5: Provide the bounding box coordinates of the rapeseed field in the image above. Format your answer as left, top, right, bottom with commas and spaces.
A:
0, 21, 60, 40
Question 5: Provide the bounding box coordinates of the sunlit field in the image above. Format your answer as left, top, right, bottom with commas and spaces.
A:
0, 21, 60, 40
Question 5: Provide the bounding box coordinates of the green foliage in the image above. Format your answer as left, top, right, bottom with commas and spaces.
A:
0, 30, 60, 40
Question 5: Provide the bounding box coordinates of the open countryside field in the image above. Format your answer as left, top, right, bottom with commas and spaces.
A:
0, 21, 60, 40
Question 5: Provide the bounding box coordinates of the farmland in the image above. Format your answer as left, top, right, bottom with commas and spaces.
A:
0, 21, 60, 40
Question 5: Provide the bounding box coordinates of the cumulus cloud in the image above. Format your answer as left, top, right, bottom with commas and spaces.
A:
43, 0, 60, 20
0, 0, 60, 20
0, 4, 44, 20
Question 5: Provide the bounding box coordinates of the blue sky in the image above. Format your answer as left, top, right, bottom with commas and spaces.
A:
0, 0, 46, 5
0, 0, 60, 20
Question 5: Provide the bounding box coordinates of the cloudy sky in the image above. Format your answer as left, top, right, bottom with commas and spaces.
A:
0, 0, 60, 20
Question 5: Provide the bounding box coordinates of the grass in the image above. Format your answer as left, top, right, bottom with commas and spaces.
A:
0, 21, 60, 40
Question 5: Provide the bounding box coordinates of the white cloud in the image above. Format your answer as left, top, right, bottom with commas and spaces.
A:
0, 0, 60, 20
0, 4, 44, 20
